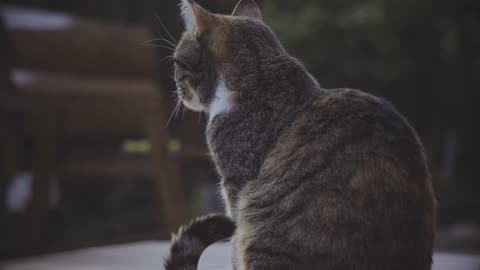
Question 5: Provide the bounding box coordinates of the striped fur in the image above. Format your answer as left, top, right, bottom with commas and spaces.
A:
172, 0, 436, 269
164, 214, 236, 270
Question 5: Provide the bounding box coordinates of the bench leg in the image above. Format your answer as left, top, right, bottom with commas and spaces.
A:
0, 111, 24, 258
146, 101, 188, 234
19, 109, 59, 255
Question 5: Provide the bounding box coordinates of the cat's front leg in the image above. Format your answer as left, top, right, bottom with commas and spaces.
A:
231, 236, 240, 270
221, 181, 234, 217
220, 178, 241, 269
220, 176, 243, 219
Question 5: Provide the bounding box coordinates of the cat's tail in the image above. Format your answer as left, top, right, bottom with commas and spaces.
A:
164, 213, 236, 270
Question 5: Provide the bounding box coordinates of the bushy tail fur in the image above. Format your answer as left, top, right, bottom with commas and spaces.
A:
164, 214, 236, 270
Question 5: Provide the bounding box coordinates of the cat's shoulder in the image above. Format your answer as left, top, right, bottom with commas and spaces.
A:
312, 88, 398, 118
306, 88, 413, 136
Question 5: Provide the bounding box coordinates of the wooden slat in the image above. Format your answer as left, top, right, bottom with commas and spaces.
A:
9, 26, 155, 78
59, 146, 208, 177
62, 157, 153, 177
3, 6, 156, 79
12, 70, 158, 98
4, 69, 165, 136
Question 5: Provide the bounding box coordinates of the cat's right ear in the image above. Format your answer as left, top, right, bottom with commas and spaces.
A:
232, 0, 262, 20
180, 0, 215, 36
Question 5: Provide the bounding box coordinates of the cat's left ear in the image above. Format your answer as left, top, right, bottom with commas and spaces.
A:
232, 0, 262, 20
180, 0, 215, 36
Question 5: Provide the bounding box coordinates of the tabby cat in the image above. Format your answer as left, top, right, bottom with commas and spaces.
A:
165, 0, 436, 269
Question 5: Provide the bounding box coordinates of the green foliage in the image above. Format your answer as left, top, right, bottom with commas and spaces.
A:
262, 0, 480, 225
264, 0, 386, 88
262, 0, 443, 91
261, 0, 479, 98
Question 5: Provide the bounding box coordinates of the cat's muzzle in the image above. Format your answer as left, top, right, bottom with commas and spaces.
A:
176, 82, 193, 101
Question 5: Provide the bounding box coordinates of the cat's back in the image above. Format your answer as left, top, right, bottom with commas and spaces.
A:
307, 88, 415, 140
295, 88, 427, 165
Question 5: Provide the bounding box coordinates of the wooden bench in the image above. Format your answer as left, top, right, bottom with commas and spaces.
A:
0, 6, 193, 256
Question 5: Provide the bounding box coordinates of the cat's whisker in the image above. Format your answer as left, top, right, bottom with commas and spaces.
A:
181, 106, 186, 120
161, 36, 178, 48
144, 38, 177, 49
166, 99, 182, 127
155, 14, 178, 45
169, 90, 178, 97
145, 44, 176, 52
198, 111, 207, 124
159, 55, 174, 64
142, 40, 172, 47
175, 101, 182, 119
176, 98, 183, 114
154, 32, 178, 48
142, 39, 173, 48
143, 37, 170, 44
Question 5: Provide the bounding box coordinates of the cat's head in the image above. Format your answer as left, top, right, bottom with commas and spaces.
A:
173, 0, 284, 112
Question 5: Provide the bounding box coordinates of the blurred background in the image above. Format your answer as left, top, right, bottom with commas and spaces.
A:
0, 0, 479, 261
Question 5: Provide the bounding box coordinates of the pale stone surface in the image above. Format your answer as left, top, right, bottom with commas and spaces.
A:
1, 6, 74, 30
2, 241, 479, 270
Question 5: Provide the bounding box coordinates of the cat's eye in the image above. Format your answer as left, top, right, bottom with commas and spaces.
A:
173, 58, 194, 71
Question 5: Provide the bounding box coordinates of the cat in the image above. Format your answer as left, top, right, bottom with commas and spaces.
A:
165, 0, 436, 269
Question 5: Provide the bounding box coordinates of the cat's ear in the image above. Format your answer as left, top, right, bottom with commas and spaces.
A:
232, 0, 262, 20
180, 0, 215, 36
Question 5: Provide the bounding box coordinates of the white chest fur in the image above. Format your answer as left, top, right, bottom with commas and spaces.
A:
209, 78, 232, 123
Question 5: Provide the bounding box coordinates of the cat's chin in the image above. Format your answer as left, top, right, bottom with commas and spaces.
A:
182, 93, 205, 112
